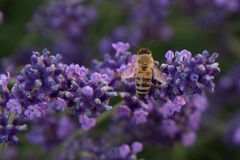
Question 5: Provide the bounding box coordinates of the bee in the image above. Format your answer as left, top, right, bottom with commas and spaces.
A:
121, 48, 167, 98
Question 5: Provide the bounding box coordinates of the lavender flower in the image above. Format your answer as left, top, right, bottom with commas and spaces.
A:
27, 115, 76, 150
0, 49, 115, 131
29, 0, 96, 40
0, 40, 220, 149
225, 114, 240, 147
0, 72, 10, 92
215, 66, 240, 147
181, 0, 240, 27
62, 64, 116, 129
96, 42, 219, 126
0, 73, 27, 144
55, 137, 143, 160
131, 142, 143, 153
216, 65, 240, 105
94, 42, 152, 123
108, 94, 208, 147
0, 113, 27, 144
132, 109, 148, 124
93, 42, 137, 85
24, 104, 42, 120
11, 49, 66, 119
6, 99, 22, 115
29, 0, 97, 64
154, 50, 220, 101
113, 44, 221, 99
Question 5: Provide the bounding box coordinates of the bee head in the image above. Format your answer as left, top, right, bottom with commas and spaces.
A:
137, 48, 151, 55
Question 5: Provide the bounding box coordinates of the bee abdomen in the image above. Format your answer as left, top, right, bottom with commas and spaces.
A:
136, 77, 151, 96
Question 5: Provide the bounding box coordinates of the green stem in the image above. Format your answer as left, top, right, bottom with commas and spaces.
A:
44, 102, 120, 160
8, 112, 16, 124
0, 144, 5, 152
171, 144, 187, 160
0, 112, 17, 151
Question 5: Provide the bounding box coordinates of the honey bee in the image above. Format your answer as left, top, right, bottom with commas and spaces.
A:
121, 48, 167, 98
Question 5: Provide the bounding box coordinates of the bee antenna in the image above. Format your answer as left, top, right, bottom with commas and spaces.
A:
132, 42, 141, 50
146, 40, 154, 48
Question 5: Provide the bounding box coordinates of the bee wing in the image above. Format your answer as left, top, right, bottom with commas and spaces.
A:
153, 64, 167, 85
121, 63, 137, 80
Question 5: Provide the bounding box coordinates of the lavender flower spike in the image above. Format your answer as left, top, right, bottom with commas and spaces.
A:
0, 113, 27, 144
6, 99, 22, 115
8, 49, 116, 131
0, 72, 10, 92
29, 0, 97, 40
154, 49, 220, 101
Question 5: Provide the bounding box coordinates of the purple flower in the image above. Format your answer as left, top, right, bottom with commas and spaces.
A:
96, 43, 219, 130
165, 50, 174, 63
0, 72, 10, 92
181, 131, 196, 147
54, 138, 142, 160
112, 42, 130, 55
192, 94, 208, 111
66, 64, 88, 79
27, 115, 76, 150
29, 0, 97, 40
161, 120, 179, 137
57, 117, 75, 139
225, 115, 240, 146
131, 141, 143, 153
53, 98, 67, 111
82, 86, 94, 97
0, 112, 27, 144
90, 72, 105, 84
106, 94, 209, 147
159, 100, 183, 118
153, 49, 220, 101
181, 0, 240, 29
11, 49, 66, 118
0, 41, 220, 148
216, 65, 240, 105
178, 50, 192, 61
118, 105, 131, 117
94, 42, 136, 86
7, 49, 116, 130
24, 104, 42, 119
6, 99, 22, 114
119, 144, 131, 158
133, 109, 148, 124
29, 0, 97, 64
79, 114, 96, 131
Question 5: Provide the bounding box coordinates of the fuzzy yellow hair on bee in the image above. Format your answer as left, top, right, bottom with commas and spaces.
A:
121, 48, 166, 98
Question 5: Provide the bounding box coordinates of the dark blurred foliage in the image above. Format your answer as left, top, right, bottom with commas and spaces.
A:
0, 0, 240, 160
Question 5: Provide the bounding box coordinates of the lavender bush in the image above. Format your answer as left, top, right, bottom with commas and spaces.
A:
0, 41, 220, 159
1, 0, 240, 159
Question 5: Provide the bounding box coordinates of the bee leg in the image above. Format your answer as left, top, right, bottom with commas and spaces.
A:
154, 61, 160, 67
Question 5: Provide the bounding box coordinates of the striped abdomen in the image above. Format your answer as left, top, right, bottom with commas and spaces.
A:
135, 68, 152, 98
